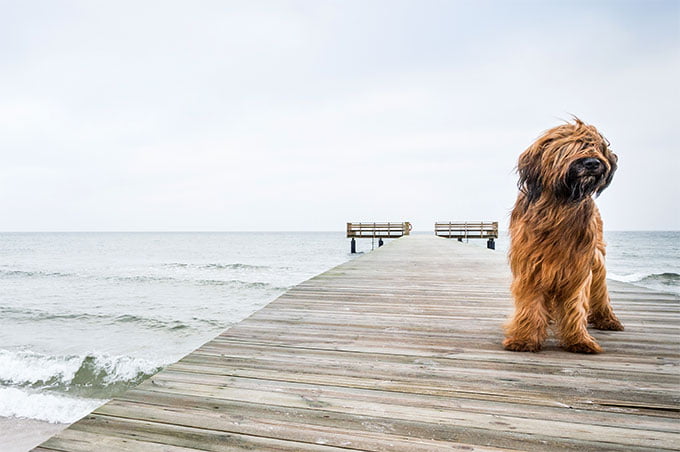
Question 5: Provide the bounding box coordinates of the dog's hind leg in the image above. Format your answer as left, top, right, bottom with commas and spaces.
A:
559, 274, 603, 353
588, 249, 624, 331
503, 281, 549, 352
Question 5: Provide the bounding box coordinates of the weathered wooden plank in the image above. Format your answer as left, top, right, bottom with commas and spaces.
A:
35, 235, 680, 451
219, 320, 680, 345
166, 357, 679, 410
90, 397, 637, 452
158, 361, 678, 419
192, 338, 678, 377
101, 384, 676, 450
80, 407, 508, 452
186, 344, 680, 388
137, 371, 679, 431
235, 313, 680, 337
42, 422, 361, 452
206, 336, 680, 374
244, 307, 680, 327
266, 301, 680, 318
215, 326, 680, 355
40, 428, 207, 451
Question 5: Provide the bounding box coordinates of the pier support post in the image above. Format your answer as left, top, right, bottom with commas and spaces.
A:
351, 238, 356, 254
487, 238, 495, 250
378, 238, 384, 247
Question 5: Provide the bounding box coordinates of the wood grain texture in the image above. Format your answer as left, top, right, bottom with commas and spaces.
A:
36, 235, 680, 451
435, 221, 499, 239
346, 222, 412, 238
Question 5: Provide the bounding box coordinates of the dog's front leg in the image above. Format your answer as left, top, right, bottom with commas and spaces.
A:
559, 274, 603, 353
588, 249, 624, 331
503, 281, 549, 352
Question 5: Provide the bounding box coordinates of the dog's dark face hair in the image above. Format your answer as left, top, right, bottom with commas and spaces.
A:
518, 118, 617, 203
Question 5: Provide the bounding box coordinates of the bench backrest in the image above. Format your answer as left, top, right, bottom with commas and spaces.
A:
434, 222, 498, 239
347, 222, 412, 238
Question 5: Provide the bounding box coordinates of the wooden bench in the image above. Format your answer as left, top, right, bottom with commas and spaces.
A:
346, 222, 412, 238
346, 222, 412, 253
435, 221, 499, 249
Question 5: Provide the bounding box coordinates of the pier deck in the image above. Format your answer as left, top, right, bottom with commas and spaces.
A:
36, 235, 680, 451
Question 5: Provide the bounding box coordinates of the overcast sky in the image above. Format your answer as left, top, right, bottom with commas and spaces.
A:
1, 0, 678, 231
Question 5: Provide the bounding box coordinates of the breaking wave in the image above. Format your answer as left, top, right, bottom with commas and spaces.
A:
0, 349, 163, 399
640, 272, 680, 285
609, 271, 679, 284
609, 271, 680, 295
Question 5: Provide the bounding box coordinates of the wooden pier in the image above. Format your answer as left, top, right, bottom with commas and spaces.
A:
36, 235, 680, 451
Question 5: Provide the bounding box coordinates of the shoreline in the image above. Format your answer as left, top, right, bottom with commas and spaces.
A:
0, 416, 70, 452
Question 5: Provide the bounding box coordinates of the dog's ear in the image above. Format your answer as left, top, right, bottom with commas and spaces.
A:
517, 143, 543, 203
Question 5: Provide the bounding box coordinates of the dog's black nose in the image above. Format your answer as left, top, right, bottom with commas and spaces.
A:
583, 158, 602, 171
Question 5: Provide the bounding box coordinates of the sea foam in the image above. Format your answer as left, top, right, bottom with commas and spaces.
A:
0, 387, 104, 423
0, 350, 163, 397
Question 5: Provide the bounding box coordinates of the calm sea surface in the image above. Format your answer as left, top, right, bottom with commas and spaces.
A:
0, 231, 677, 423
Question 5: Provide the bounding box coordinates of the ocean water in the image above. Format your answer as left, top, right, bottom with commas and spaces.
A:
0, 232, 366, 424
603, 231, 680, 295
0, 231, 678, 425
479, 231, 680, 296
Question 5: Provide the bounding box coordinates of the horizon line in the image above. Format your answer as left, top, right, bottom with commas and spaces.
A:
1, 229, 678, 233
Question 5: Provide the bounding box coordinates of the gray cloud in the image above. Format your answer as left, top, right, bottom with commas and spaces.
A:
1, 0, 678, 231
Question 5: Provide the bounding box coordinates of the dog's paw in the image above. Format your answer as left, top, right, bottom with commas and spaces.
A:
503, 337, 542, 352
589, 316, 624, 331
563, 340, 603, 354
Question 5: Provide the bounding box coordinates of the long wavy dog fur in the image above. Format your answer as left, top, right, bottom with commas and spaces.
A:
504, 118, 624, 354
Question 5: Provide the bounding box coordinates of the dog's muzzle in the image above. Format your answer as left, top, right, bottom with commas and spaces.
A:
574, 157, 606, 177
562, 158, 608, 201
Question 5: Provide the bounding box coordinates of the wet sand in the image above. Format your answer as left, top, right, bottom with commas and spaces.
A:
0, 416, 69, 452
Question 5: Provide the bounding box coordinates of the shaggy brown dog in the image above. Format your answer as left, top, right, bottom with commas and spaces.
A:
503, 118, 624, 354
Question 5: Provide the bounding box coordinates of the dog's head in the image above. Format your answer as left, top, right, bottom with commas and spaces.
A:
517, 118, 617, 203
